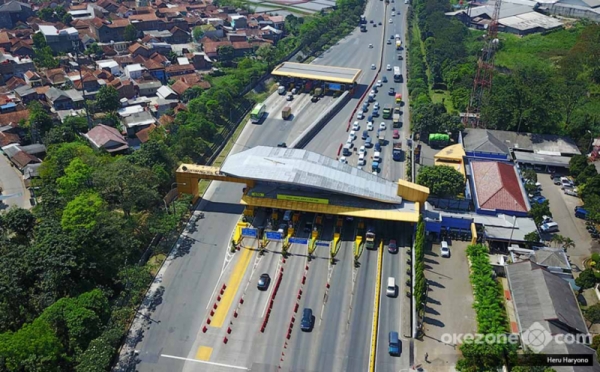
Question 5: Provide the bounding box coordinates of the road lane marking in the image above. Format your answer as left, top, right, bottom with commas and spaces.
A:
369, 240, 385, 372
195, 346, 212, 361
161, 354, 248, 370
261, 258, 281, 318
205, 237, 239, 311
211, 247, 254, 327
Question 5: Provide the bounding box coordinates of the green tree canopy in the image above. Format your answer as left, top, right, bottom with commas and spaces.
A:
61, 192, 105, 231
575, 269, 597, 292
417, 165, 464, 197
1, 208, 36, 237
94, 86, 120, 113
123, 24, 138, 42
56, 158, 94, 197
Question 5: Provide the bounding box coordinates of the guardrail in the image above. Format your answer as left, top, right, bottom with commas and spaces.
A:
289, 91, 351, 149
368, 240, 385, 372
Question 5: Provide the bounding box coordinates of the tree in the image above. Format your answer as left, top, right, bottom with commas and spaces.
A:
0, 319, 65, 371
61, 192, 105, 231
123, 24, 138, 42
522, 169, 537, 183
94, 86, 120, 113
56, 158, 94, 197
586, 303, 600, 328
416, 165, 464, 197
217, 45, 235, 62
255, 44, 277, 68
550, 234, 565, 248
575, 269, 597, 292
570, 155, 588, 178
32, 32, 47, 50
192, 26, 204, 42
412, 102, 462, 136
34, 46, 59, 69
524, 231, 540, 246
1, 208, 36, 237
528, 200, 551, 226
577, 164, 598, 186
84, 43, 102, 57
28, 101, 54, 142
562, 237, 575, 251
581, 175, 600, 201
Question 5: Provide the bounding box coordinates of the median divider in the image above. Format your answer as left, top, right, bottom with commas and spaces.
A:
289, 91, 351, 149
261, 266, 283, 332
368, 239, 385, 372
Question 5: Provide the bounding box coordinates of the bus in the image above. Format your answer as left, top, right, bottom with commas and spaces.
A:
250, 103, 266, 123
393, 66, 402, 82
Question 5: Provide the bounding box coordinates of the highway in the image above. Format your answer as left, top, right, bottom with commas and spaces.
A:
306, 0, 411, 184
124, 0, 409, 370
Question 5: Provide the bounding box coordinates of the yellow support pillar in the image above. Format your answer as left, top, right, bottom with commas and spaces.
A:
331, 232, 341, 257
312, 230, 319, 240
354, 236, 363, 258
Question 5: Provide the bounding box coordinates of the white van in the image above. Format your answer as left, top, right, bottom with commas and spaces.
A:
541, 222, 559, 233
358, 153, 366, 166
386, 277, 396, 297
283, 210, 292, 222
373, 151, 381, 162
278, 85, 286, 95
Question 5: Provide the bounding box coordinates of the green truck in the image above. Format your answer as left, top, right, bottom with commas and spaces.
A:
429, 133, 450, 148
382, 104, 392, 119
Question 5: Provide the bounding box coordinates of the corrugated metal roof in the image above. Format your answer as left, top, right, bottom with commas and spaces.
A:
221, 146, 403, 204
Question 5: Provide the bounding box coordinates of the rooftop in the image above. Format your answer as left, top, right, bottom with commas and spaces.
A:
271, 62, 362, 84
462, 128, 581, 156
471, 160, 529, 213
221, 146, 403, 204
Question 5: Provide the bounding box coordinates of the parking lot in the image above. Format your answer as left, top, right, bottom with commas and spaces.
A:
416, 240, 476, 371
537, 172, 598, 265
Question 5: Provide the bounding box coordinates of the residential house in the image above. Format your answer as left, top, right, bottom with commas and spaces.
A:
5, 76, 26, 91
96, 60, 120, 76
122, 110, 156, 137
45, 68, 68, 86
186, 52, 213, 70
2, 143, 42, 171
0, 1, 33, 29
135, 123, 156, 144
75, 72, 104, 99
0, 110, 28, 132
14, 85, 45, 104
166, 63, 195, 78
157, 85, 178, 100
129, 43, 152, 59
170, 27, 190, 43
108, 78, 136, 99
124, 64, 146, 80
46, 87, 83, 111
202, 40, 231, 59
38, 25, 81, 53
92, 18, 130, 43
0, 131, 19, 147
143, 58, 167, 83
83, 124, 129, 153
0, 53, 35, 82
11, 41, 34, 58
269, 15, 285, 30
170, 79, 190, 97
230, 15, 248, 29
24, 71, 42, 87
133, 75, 162, 96
0, 32, 11, 51
232, 41, 255, 57
96, 0, 120, 14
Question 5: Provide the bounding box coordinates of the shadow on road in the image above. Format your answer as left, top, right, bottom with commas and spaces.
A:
424, 306, 440, 316
202, 200, 245, 215
427, 280, 445, 289
423, 317, 445, 328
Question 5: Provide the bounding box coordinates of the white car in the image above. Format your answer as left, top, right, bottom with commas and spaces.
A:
542, 215, 553, 224
371, 64, 376, 70
440, 246, 450, 258
352, 121, 360, 130
387, 39, 392, 45
349, 130, 357, 140
367, 122, 374, 131
379, 122, 386, 130
376, 80, 382, 87
359, 146, 366, 155
374, 102, 380, 109
370, 89, 376, 96
391, 12, 395, 16
389, 18, 393, 23
357, 111, 364, 120
339, 156, 348, 164
386, 64, 391, 71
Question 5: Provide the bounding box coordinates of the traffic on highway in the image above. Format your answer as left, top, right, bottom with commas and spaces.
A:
122, 0, 414, 371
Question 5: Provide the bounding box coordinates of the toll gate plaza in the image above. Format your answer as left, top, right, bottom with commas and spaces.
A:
271, 62, 362, 94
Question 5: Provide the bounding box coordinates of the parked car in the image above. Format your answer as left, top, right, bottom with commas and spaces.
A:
531, 195, 547, 204
388, 239, 398, 254
440, 241, 450, 258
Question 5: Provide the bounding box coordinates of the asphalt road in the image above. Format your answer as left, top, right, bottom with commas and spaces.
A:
0, 154, 29, 211
129, 1, 406, 370
306, 0, 411, 183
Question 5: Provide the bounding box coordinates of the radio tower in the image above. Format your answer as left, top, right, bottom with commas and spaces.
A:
464, 0, 502, 128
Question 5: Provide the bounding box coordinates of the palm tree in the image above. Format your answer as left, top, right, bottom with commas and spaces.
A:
551, 234, 565, 248
562, 237, 575, 252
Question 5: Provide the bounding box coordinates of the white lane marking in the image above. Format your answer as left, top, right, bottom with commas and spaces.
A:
261, 258, 282, 318
161, 354, 249, 370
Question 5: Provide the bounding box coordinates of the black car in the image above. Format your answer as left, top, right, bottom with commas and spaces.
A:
388, 239, 398, 254
277, 142, 287, 148
390, 35, 395, 39
257, 273, 270, 290
382, 76, 388, 83
388, 87, 395, 95
303, 222, 313, 233
398, 55, 403, 60
301, 308, 314, 331
370, 19, 374, 23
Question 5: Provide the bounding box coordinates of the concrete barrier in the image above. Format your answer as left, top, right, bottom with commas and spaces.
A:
289, 91, 351, 149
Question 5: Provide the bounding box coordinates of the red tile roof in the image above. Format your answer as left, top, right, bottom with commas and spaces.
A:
0, 110, 29, 127
0, 132, 20, 147
11, 151, 39, 169
135, 123, 156, 143
170, 79, 190, 96
471, 161, 528, 213
85, 124, 128, 152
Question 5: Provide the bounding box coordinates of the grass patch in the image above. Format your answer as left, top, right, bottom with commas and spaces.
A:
147, 253, 167, 276
495, 25, 583, 70
431, 89, 454, 112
